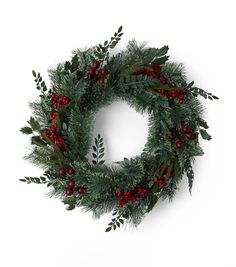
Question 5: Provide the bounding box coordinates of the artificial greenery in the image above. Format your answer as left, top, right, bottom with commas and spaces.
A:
20, 26, 218, 231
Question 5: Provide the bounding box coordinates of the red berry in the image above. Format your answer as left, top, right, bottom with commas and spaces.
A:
52, 93, 60, 101
50, 112, 57, 120
171, 90, 178, 97
51, 124, 57, 133
43, 129, 51, 137
116, 191, 123, 197
53, 101, 59, 109
50, 133, 57, 141
65, 187, 73, 196
175, 139, 184, 149
77, 187, 85, 194
129, 195, 137, 203
178, 95, 184, 104
181, 124, 191, 134
185, 131, 194, 140
58, 167, 66, 176
68, 167, 75, 175
92, 60, 101, 69
118, 198, 125, 208
150, 71, 157, 79
152, 64, 162, 72
160, 77, 167, 84
156, 177, 166, 187
87, 67, 95, 78
98, 77, 105, 85
60, 96, 70, 105
137, 188, 147, 196
67, 179, 75, 188
158, 89, 165, 95
124, 191, 131, 200
99, 68, 109, 76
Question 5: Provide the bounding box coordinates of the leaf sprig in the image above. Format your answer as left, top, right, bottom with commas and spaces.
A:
95, 26, 123, 62
92, 134, 105, 165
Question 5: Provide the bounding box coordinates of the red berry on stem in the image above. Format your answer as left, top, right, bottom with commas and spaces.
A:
153, 64, 162, 72
77, 187, 85, 194
116, 191, 123, 197
185, 131, 194, 140
66, 187, 73, 196
150, 71, 157, 79
67, 179, 75, 188
51, 124, 57, 133
87, 67, 95, 78
68, 167, 75, 175
156, 177, 166, 186
181, 124, 191, 134
53, 102, 59, 109
52, 93, 60, 101
60, 96, 70, 105
178, 95, 184, 104
158, 89, 165, 95
118, 198, 125, 208
98, 77, 105, 85
58, 167, 66, 176
43, 129, 51, 137
160, 77, 167, 84
92, 60, 101, 69
99, 68, 109, 76
175, 139, 184, 149
130, 195, 137, 203
50, 112, 57, 120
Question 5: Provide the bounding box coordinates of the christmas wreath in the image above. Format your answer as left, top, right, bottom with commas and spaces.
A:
20, 26, 218, 231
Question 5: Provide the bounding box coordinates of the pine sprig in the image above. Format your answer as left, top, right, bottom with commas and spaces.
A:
92, 134, 105, 165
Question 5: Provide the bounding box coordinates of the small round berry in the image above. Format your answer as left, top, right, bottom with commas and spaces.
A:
68, 167, 75, 175
65, 187, 73, 196
67, 179, 75, 188
58, 167, 66, 176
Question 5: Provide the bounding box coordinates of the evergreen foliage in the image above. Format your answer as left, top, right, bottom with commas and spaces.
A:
20, 26, 218, 231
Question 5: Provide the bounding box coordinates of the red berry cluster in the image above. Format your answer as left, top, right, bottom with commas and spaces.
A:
158, 88, 188, 104
132, 63, 188, 104
168, 123, 196, 150
132, 63, 162, 79
87, 59, 109, 85
52, 93, 70, 110
43, 124, 64, 151
65, 179, 86, 196
116, 187, 147, 208
156, 177, 166, 186
58, 166, 76, 176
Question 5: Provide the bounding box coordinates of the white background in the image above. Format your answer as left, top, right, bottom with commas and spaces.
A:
0, 0, 235, 266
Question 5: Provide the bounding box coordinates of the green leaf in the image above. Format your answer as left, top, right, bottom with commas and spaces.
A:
20, 126, 33, 134
32, 70, 36, 77
27, 117, 40, 131
105, 227, 112, 232
118, 25, 123, 33
199, 129, 211, 140
31, 136, 46, 146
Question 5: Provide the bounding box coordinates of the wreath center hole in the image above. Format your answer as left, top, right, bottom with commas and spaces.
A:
92, 101, 149, 165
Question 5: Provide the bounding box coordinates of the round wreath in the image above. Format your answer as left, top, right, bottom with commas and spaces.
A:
20, 26, 218, 231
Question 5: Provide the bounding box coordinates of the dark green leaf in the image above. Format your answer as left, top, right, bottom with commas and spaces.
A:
199, 129, 212, 140
32, 70, 36, 77
105, 227, 112, 232
20, 126, 33, 134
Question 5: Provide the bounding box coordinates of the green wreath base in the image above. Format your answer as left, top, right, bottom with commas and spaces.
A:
20, 26, 218, 231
